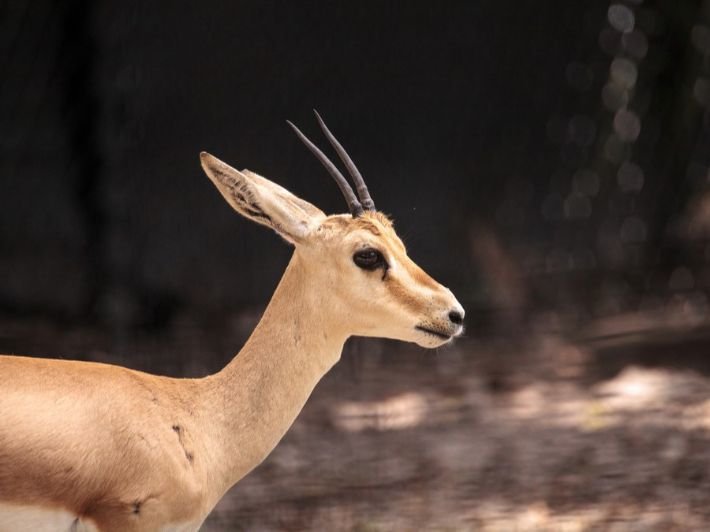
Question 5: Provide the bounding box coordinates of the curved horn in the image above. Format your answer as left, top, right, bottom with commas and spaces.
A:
287, 120, 364, 217
313, 110, 375, 211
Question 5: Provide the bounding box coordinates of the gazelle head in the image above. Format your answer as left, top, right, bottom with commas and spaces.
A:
200, 112, 464, 348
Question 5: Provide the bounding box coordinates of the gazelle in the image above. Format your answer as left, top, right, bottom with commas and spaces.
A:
0, 112, 464, 531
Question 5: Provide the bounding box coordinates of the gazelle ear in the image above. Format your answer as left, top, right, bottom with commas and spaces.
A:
200, 152, 325, 244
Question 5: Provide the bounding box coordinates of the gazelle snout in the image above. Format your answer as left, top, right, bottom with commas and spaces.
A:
413, 287, 465, 348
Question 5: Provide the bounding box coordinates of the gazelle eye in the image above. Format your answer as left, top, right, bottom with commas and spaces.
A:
353, 248, 387, 271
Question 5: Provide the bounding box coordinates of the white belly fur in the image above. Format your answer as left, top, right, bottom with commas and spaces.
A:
0, 503, 98, 532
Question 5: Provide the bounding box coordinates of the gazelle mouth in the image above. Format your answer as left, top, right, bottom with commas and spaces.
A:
415, 326, 452, 340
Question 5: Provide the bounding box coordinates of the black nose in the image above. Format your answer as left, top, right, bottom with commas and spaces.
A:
448, 310, 464, 325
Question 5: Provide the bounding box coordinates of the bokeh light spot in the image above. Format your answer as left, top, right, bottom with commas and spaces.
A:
564, 193, 592, 219
617, 161, 645, 192
608, 4, 635, 33
602, 82, 629, 111
691, 25, 710, 55
613, 108, 641, 141
622, 29, 649, 59
610, 58, 638, 89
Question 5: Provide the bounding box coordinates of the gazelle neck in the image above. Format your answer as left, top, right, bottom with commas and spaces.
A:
202, 250, 346, 494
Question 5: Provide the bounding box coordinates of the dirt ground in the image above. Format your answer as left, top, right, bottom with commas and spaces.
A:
2, 310, 710, 531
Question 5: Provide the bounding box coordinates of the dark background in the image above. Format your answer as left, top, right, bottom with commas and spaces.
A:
0, 0, 608, 321
4, 1, 710, 530
4, 0, 710, 332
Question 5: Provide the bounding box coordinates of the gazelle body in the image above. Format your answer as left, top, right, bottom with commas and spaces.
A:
0, 114, 464, 531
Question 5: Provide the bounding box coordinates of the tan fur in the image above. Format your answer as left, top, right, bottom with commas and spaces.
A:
0, 153, 463, 531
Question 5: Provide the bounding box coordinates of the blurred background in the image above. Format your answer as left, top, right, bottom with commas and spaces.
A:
3, 0, 710, 529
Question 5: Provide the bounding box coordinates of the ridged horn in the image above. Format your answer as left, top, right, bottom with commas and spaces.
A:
313, 110, 375, 211
287, 120, 364, 217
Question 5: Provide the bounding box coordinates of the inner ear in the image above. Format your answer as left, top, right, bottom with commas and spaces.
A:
201, 152, 325, 244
